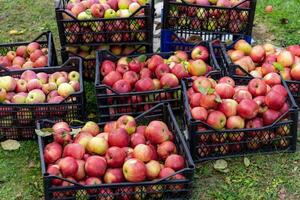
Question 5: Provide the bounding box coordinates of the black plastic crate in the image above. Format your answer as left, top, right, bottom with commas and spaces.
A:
218, 42, 300, 106
0, 31, 57, 72
160, 29, 252, 52
0, 57, 85, 141
94, 41, 220, 122
61, 44, 152, 80
37, 103, 195, 200
162, 0, 256, 36
181, 72, 298, 162
55, 0, 154, 47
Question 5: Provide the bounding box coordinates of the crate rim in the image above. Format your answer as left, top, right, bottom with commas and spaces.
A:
0, 57, 84, 106
37, 103, 195, 190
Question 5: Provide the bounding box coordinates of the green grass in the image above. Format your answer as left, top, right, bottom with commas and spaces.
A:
0, 0, 300, 199
254, 0, 300, 46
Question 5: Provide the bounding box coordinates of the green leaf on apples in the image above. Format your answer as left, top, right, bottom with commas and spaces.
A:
136, 55, 147, 62
213, 159, 228, 172
126, 57, 133, 63
244, 157, 250, 167
1, 139, 20, 150
35, 128, 53, 137
70, 128, 82, 137
207, 88, 215, 95
215, 94, 222, 103
198, 86, 208, 95
274, 62, 284, 71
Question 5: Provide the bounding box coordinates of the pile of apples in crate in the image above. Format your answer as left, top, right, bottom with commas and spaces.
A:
44, 116, 186, 192
0, 70, 80, 104
228, 40, 300, 81
188, 75, 290, 152
66, 0, 147, 20
0, 42, 48, 70
100, 45, 213, 92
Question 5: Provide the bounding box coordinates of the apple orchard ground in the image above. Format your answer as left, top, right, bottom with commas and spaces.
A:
0, 0, 300, 199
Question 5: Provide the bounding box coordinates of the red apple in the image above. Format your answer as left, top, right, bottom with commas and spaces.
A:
47, 165, 63, 185
108, 128, 130, 147
123, 158, 147, 182
140, 68, 152, 78
248, 78, 267, 97
63, 143, 85, 160
263, 109, 281, 125
136, 126, 147, 135
271, 84, 288, 97
130, 133, 146, 147
133, 144, 152, 163
277, 50, 294, 67
44, 142, 62, 164
265, 90, 286, 110
226, 116, 245, 129
145, 121, 170, 144
160, 73, 179, 88
158, 167, 175, 179
128, 59, 141, 73
74, 132, 93, 149
155, 63, 170, 79
145, 160, 161, 180
199, 93, 218, 109
192, 77, 212, 93
237, 99, 259, 119
104, 168, 125, 183
207, 111, 226, 130
188, 59, 207, 76
157, 141, 177, 160
165, 154, 185, 171
171, 63, 189, 79
103, 71, 122, 86
218, 76, 235, 87
250, 45, 265, 63
215, 83, 235, 99
291, 63, 300, 80
58, 156, 78, 177
191, 107, 208, 121
147, 55, 164, 72
104, 121, 117, 133
117, 115, 136, 135
85, 155, 107, 177
264, 72, 281, 86
233, 89, 252, 103
191, 45, 209, 61
218, 99, 238, 117
229, 50, 244, 62
123, 71, 139, 87
112, 79, 132, 93
101, 60, 116, 76
105, 146, 126, 168
135, 77, 155, 91
253, 96, 268, 114
74, 160, 86, 181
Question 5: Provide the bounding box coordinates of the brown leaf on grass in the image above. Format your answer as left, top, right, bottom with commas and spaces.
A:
1, 140, 20, 150
280, 18, 289, 24
28, 160, 35, 168
278, 187, 287, 200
